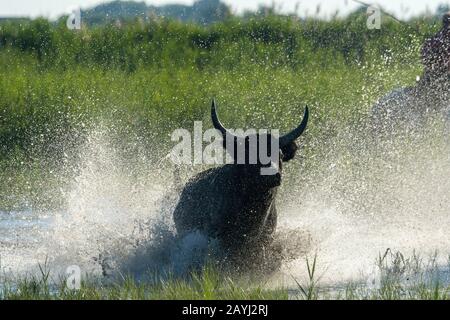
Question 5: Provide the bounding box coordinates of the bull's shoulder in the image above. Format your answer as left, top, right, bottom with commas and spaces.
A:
182, 165, 236, 193
173, 165, 237, 235
175, 165, 237, 213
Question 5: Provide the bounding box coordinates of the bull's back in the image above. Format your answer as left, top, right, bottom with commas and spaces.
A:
173, 166, 235, 237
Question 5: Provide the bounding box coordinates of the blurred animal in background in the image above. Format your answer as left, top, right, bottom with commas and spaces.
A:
370, 12, 450, 135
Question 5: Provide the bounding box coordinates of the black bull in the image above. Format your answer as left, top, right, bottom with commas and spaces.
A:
173, 101, 309, 265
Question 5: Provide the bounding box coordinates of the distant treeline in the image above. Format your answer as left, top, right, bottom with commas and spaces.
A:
80, 0, 232, 25
0, 15, 442, 72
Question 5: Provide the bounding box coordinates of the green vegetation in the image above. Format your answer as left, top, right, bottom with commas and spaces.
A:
1, 251, 449, 300
79, 0, 232, 26
0, 13, 441, 209
0, 4, 449, 300
0, 15, 441, 206
0, 266, 287, 300
0, 14, 440, 155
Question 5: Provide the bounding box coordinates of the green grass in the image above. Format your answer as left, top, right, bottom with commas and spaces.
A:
0, 15, 436, 209
1, 265, 288, 300
0, 14, 437, 158
0, 50, 421, 210
1, 251, 449, 300
0, 16, 448, 300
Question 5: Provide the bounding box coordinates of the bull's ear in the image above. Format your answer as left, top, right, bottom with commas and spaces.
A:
280, 141, 298, 162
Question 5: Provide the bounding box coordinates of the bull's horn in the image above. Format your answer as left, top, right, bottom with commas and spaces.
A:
279, 106, 309, 147
211, 99, 235, 138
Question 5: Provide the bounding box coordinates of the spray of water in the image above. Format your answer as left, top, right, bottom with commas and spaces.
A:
0, 106, 449, 289
275, 113, 450, 286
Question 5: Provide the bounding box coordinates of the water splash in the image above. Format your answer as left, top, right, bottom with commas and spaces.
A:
275, 114, 450, 286
0, 110, 449, 289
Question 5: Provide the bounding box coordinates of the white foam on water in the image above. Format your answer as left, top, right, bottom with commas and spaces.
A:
274, 116, 450, 287
0, 114, 449, 289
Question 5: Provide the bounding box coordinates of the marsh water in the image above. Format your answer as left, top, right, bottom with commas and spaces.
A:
1, 115, 450, 291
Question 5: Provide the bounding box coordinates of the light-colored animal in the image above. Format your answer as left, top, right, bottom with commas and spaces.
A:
370, 13, 450, 134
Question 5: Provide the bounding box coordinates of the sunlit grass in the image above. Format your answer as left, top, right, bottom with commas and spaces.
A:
1, 251, 449, 300
0, 17, 447, 301
0, 55, 420, 210
0, 264, 288, 300
0, 15, 430, 210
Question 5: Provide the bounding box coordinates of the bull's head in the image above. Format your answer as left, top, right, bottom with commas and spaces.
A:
211, 100, 308, 189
